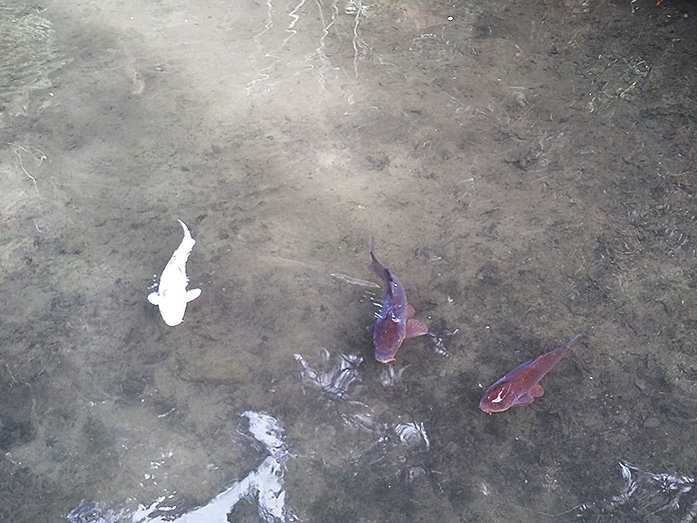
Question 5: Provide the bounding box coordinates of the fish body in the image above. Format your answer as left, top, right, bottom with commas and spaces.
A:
367, 238, 428, 363
148, 219, 202, 326
479, 334, 583, 413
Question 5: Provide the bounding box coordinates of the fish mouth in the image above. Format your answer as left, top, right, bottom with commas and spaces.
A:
478, 400, 502, 414
479, 403, 506, 414
374, 344, 399, 363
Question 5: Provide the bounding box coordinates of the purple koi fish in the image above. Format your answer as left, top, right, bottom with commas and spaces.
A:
479, 334, 583, 413
367, 238, 428, 363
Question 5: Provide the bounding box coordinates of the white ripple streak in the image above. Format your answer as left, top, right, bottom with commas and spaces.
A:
67, 412, 293, 523
133, 411, 290, 523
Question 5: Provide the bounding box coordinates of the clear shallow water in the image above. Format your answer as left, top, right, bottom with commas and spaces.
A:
1, 0, 697, 521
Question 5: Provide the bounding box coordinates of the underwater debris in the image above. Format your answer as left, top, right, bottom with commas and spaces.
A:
578, 461, 697, 522
330, 272, 380, 288
397, 466, 427, 485
454, 177, 476, 210
341, 411, 381, 433
379, 363, 409, 387
395, 421, 430, 451
294, 352, 364, 403
427, 331, 452, 359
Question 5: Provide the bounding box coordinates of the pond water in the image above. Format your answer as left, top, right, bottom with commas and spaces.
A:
1, 0, 697, 521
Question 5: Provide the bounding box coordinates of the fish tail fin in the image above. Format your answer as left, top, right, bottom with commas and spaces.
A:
367, 237, 390, 282
176, 219, 196, 252
178, 219, 193, 240
566, 333, 583, 350
369, 237, 379, 265
556, 333, 583, 359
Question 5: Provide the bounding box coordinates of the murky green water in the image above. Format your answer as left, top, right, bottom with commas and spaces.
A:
1, 0, 697, 521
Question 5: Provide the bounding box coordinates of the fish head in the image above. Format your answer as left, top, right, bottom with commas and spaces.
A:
159, 302, 186, 326
479, 381, 517, 413
154, 287, 188, 326
373, 316, 406, 363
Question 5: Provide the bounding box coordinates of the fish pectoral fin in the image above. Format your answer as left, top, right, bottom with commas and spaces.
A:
512, 393, 536, 407
147, 292, 161, 305
366, 323, 375, 333
512, 385, 545, 407
405, 318, 429, 338
529, 384, 545, 398
186, 288, 202, 302
406, 303, 416, 318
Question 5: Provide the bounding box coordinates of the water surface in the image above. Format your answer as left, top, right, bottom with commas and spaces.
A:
1, 0, 697, 521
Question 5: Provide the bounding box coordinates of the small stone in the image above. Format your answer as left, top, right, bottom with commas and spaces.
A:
644, 417, 660, 429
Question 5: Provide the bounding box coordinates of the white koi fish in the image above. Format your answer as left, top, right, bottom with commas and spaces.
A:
147, 219, 201, 326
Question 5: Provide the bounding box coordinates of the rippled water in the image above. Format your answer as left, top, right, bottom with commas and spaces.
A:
1, 0, 697, 522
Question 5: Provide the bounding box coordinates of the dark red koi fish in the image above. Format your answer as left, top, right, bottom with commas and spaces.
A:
367, 237, 428, 363
479, 334, 583, 414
